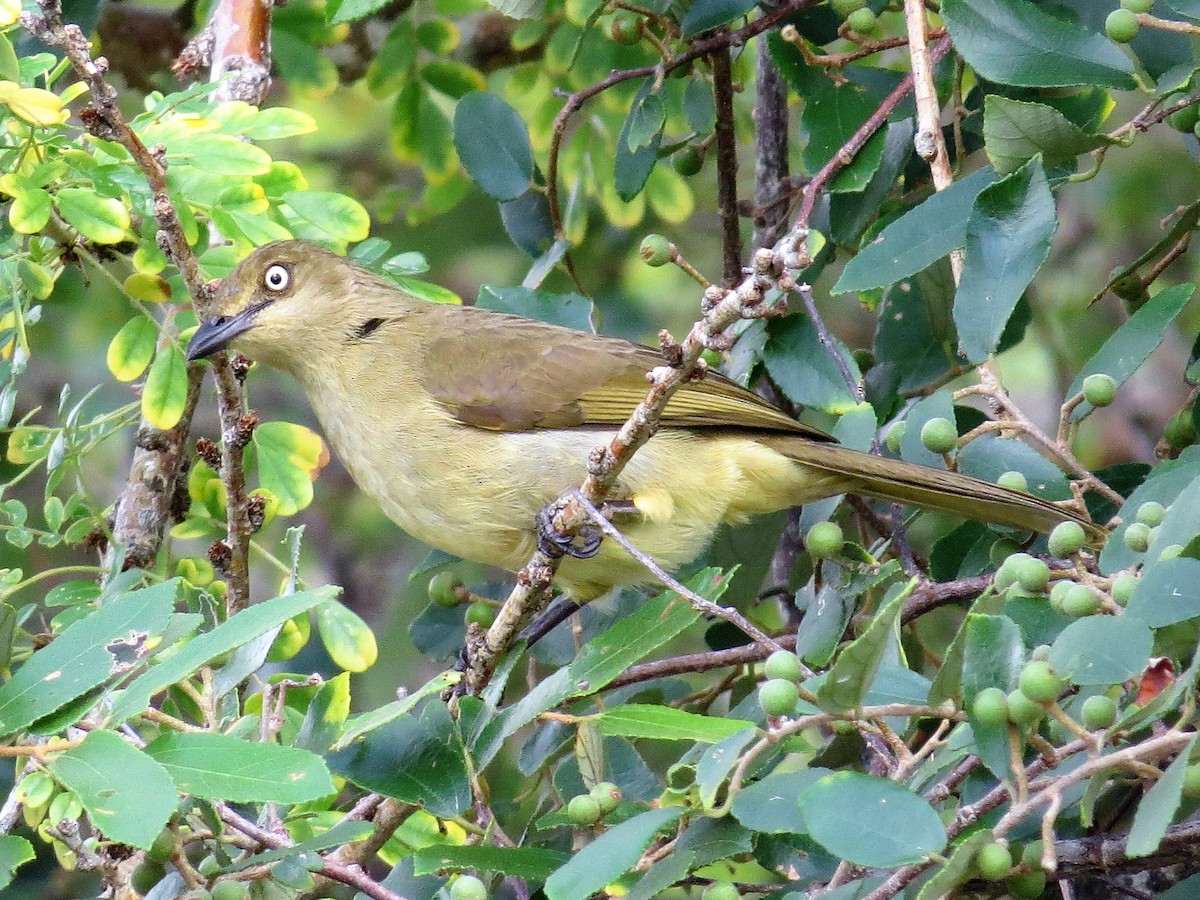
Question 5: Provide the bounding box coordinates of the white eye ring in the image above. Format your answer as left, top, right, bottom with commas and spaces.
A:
263, 264, 290, 292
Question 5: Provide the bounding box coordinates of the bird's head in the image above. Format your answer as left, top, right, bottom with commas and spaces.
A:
186, 240, 372, 371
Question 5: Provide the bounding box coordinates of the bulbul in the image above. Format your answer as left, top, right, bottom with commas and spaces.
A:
186, 240, 1104, 601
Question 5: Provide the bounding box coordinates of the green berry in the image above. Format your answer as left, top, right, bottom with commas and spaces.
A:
1105, 8, 1140, 42
1009, 553, 1050, 593
1008, 696, 1046, 729
1165, 409, 1197, 447
1082, 373, 1117, 407
989, 537, 1022, 566
976, 841, 1013, 881
211, 883, 250, 900
851, 348, 875, 371
1160, 543, 1185, 561
146, 829, 175, 864
1124, 522, 1152, 553
1166, 93, 1200, 132
702, 883, 741, 900
1019, 660, 1065, 704
920, 417, 957, 454
702, 884, 741, 900
567, 793, 602, 826
830, 0, 866, 17
672, 147, 704, 177
450, 875, 489, 900
1048, 521, 1087, 557
639, 234, 672, 267
806, 521, 843, 559
1081, 695, 1118, 729
465, 601, 497, 628
998, 470, 1028, 493
609, 12, 641, 44
759, 678, 800, 717
884, 421, 906, 453
1008, 871, 1047, 899
1063, 584, 1100, 617
846, 7, 877, 32
197, 855, 223, 878
590, 782, 621, 814
1136, 501, 1167, 526
972, 687, 1010, 727
428, 572, 463, 607
1020, 840, 1045, 870
1182, 763, 1200, 798
131, 861, 167, 895
764, 649, 803, 682
1008, 689, 1045, 726
1121, 0, 1153, 11
1111, 572, 1138, 606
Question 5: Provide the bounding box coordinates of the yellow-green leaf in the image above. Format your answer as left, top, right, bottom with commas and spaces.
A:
142, 344, 189, 429
56, 188, 130, 244
315, 601, 378, 672
107, 317, 158, 382
252, 421, 329, 516
6, 86, 65, 126
282, 191, 371, 244
0, 0, 21, 27
9, 188, 51, 234
123, 272, 172, 304
7, 426, 54, 464
646, 166, 695, 224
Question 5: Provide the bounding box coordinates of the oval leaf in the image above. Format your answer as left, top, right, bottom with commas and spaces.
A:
453, 92, 533, 201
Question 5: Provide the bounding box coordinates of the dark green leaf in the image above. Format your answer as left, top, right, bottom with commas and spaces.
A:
983, 96, 1111, 175
0, 835, 35, 890
1126, 558, 1200, 628
1100, 446, 1200, 575
680, 0, 756, 36
957, 436, 1071, 501
683, 77, 716, 133
413, 844, 568, 880
1127, 735, 1198, 857
1049, 616, 1153, 686
453, 93, 534, 201
696, 728, 758, 807
596, 705, 756, 742
818, 585, 909, 712
941, 0, 1136, 89
961, 614, 1023, 702
731, 769, 829, 833
801, 80, 888, 194
953, 157, 1056, 363
626, 92, 665, 152
477, 285, 595, 331
543, 808, 682, 900
615, 80, 662, 201
763, 314, 862, 414
673, 816, 752, 866
799, 772, 947, 866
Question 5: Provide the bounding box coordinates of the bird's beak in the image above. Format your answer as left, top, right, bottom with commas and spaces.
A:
186, 306, 260, 361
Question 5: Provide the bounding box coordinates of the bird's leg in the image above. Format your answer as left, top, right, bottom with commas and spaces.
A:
535, 506, 602, 559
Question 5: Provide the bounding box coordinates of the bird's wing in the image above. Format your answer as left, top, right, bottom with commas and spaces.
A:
419, 307, 831, 439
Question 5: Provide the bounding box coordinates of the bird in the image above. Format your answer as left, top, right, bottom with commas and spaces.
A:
186, 240, 1104, 602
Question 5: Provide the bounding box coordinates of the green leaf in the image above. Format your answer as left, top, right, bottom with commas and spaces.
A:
107, 316, 158, 383
335, 671, 460, 749
941, 0, 1136, 90
953, 157, 1056, 363
596, 705, 755, 742
296, 672, 351, 753
327, 0, 394, 22
0, 835, 34, 890
696, 728, 758, 808
730, 769, 829, 834
1165, 0, 1200, 22
626, 92, 665, 152
109, 588, 338, 721
283, 191, 371, 245
801, 80, 888, 194
315, 601, 378, 672
615, 79, 662, 202
834, 167, 995, 294
817, 584, 909, 712
799, 772, 947, 867
794, 581, 855, 667
763, 314, 862, 414
55, 188, 130, 244
226, 820, 375, 872
683, 77, 716, 133
915, 830, 997, 900
414, 844, 568, 880
1101, 446, 1200, 574
544, 808, 682, 900
145, 731, 335, 803
0, 581, 178, 738
421, 60, 487, 99
960, 613, 1023, 702
680, 0, 756, 37
328, 700, 470, 817
168, 134, 273, 175
1127, 735, 1198, 857
1067, 284, 1195, 421
453, 92, 533, 202
1049, 616, 1153, 686
957, 436, 1071, 501
142, 343, 189, 430
477, 286, 595, 331
984, 96, 1112, 176
9, 186, 51, 233
1127, 558, 1200, 627
252, 421, 326, 516
674, 816, 752, 866
48, 730, 178, 849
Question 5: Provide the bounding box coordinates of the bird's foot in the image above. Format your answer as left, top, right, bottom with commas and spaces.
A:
536, 507, 602, 559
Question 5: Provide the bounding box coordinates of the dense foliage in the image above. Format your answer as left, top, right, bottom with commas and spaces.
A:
4, 0, 1200, 898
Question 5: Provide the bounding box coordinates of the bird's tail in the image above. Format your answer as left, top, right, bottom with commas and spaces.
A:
768, 438, 1108, 546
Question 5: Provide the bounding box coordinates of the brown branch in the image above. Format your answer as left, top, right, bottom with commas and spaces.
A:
711, 47, 743, 287
209, 0, 273, 101
751, 37, 790, 251
606, 634, 797, 690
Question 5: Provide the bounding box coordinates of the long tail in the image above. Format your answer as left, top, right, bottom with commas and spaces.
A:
769, 438, 1108, 546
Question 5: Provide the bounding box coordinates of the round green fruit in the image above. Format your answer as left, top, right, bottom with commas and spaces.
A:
759, 678, 800, 717
701, 883, 741, 900
830, 0, 866, 16
450, 875, 489, 900
1048, 521, 1087, 557
1019, 660, 1065, 704
1105, 8, 1140, 42
989, 537, 1022, 566
609, 13, 641, 45
1062, 584, 1100, 617
1124, 522, 1152, 553
673, 147, 704, 177
764, 649, 803, 682
1081, 695, 1118, 729
1136, 501, 1167, 526
639, 234, 672, 267
846, 7, 877, 32
465, 601, 497, 628
130, 861, 167, 895
1008, 871, 1048, 898
806, 521, 843, 559
567, 794, 602, 826
998, 470, 1029, 493
1007, 689, 1045, 726
920, 417, 957, 454
1082, 373, 1117, 407
590, 781, 621, 814
1010, 553, 1050, 593
976, 841, 1013, 881
1111, 572, 1138, 606
211, 882, 251, 900
1121, 0, 1153, 11
1182, 763, 1200, 798
884, 420, 906, 453
972, 687, 1010, 727
428, 571, 463, 607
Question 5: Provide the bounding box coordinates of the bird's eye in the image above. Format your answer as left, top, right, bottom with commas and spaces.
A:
263, 264, 290, 292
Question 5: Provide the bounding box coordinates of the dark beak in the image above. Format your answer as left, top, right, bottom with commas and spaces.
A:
186, 307, 259, 361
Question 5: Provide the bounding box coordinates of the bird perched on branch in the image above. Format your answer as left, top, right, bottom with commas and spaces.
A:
187, 240, 1104, 601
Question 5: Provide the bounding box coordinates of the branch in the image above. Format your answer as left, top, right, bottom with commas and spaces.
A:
711, 46, 742, 287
